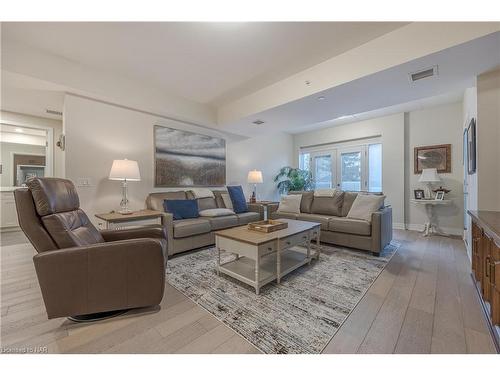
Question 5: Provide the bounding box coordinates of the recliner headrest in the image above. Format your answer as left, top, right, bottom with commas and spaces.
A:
27, 177, 80, 216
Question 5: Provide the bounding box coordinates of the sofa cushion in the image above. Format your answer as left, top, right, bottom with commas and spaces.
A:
213, 190, 226, 208
221, 193, 233, 210
236, 211, 260, 225
297, 213, 331, 230
164, 199, 199, 220
277, 194, 301, 214
347, 194, 385, 222
289, 191, 314, 213
227, 185, 248, 213
208, 215, 239, 230
173, 218, 211, 238
190, 188, 215, 199
271, 212, 299, 220
341, 192, 358, 217
197, 197, 218, 211
310, 190, 344, 216
328, 216, 371, 236
199, 208, 235, 217
147, 191, 187, 212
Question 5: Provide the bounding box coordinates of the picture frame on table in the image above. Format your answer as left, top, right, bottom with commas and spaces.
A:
434, 191, 445, 200
414, 189, 425, 200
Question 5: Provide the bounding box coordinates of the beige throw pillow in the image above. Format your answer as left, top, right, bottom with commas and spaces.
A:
277, 194, 302, 214
221, 193, 233, 210
347, 194, 385, 222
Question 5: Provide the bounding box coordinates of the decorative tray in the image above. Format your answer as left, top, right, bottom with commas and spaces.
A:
247, 220, 288, 233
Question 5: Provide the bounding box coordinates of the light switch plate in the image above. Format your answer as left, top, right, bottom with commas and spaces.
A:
76, 177, 93, 187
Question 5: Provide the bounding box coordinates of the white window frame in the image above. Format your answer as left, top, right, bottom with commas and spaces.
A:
298, 137, 382, 192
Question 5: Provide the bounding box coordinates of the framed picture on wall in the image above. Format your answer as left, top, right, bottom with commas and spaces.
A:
467, 118, 476, 174
414, 144, 451, 174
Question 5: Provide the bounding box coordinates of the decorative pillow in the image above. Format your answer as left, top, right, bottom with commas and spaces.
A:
347, 194, 385, 222
163, 199, 199, 220
277, 194, 302, 214
190, 188, 215, 199
289, 191, 314, 213
226, 185, 248, 214
314, 188, 338, 197
310, 190, 345, 216
199, 208, 235, 217
221, 193, 233, 210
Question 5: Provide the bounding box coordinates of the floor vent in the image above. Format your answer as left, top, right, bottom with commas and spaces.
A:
409, 65, 438, 83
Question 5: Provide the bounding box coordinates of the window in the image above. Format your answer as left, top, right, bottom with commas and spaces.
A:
299, 152, 310, 171
299, 141, 382, 192
368, 143, 382, 192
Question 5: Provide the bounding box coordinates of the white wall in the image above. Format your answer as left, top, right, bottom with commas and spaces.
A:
407, 102, 464, 235
477, 67, 500, 211
463, 86, 477, 259
293, 113, 405, 226
64, 94, 293, 221
226, 133, 294, 202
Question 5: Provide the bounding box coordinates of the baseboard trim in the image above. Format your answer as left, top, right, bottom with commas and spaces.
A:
392, 223, 463, 236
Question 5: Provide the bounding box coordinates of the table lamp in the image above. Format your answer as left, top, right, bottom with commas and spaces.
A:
419, 168, 440, 199
109, 159, 141, 214
247, 170, 263, 203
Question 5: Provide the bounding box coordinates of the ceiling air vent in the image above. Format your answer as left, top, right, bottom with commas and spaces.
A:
409, 65, 438, 83
252, 120, 265, 125
46, 109, 63, 116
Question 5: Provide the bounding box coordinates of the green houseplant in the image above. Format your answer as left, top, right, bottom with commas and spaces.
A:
274, 166, 314, 195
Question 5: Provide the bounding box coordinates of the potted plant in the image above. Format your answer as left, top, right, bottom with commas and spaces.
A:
274, 167, 313, 195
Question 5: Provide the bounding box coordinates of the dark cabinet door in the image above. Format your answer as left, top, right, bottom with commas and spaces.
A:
482, 233, 492, 302
490, 240, 500, 326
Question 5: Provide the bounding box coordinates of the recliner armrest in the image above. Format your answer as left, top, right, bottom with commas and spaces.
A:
101, 226, 167, 242
33, 238, 165, 319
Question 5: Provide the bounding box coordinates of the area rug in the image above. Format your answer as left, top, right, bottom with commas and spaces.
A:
167, 241, 399, 354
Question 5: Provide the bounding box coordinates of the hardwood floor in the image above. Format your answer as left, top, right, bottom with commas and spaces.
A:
0, 230, 495, 354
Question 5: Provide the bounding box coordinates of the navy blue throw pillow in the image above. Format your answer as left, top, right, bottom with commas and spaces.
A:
227, 185, 248, 214
163, 199, 199, 220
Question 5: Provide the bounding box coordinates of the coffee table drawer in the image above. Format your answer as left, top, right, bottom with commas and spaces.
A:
279, 231, 310, 250
259, 241, 277, 256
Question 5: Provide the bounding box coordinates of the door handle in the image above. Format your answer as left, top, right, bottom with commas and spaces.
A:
485, 256, 490, 278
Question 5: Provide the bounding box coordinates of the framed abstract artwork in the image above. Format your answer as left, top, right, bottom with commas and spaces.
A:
154, 125, 226, 187
414, 144, 451, 174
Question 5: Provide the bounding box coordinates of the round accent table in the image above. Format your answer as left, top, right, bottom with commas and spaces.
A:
410, 199, 452, 237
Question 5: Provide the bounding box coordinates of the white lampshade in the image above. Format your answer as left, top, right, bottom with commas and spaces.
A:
247, 170, 263, 184
109, 159, 141, 181
419, 168, 441, 183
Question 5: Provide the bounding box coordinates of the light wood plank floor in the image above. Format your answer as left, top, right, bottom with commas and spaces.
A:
1, 230, 496, 354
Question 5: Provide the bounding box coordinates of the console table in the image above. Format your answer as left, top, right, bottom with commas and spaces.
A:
410, 199, 451, 236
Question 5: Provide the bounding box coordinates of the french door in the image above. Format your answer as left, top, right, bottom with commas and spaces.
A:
309, 146, 373, 191
311, 152, 335, 189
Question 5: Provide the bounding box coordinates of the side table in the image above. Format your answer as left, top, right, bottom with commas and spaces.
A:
247, 201, 279, 220
95, 209, 163, 230
410, 199, 452, 236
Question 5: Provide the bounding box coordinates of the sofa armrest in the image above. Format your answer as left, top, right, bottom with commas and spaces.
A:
247, 203, 265, 220
371, 206, 393, 253
33, 238, 165, 319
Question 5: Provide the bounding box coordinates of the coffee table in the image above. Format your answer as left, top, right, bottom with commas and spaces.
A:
214, 219, 321, 294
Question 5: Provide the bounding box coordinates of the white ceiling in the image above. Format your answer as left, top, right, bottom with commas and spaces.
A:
1, 22, 406, 105
224, 31, 500, 135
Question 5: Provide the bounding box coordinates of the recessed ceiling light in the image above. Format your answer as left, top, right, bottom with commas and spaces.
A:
252, 120, 265, 125
15, 128, 23, 133
317, 96, 326, 101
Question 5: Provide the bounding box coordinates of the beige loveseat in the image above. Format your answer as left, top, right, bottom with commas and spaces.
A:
146, 190, 263, 256
270, 191, 392, 255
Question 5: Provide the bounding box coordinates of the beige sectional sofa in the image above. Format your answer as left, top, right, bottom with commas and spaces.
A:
146, 190, 263, 256
270, 191, 392, 255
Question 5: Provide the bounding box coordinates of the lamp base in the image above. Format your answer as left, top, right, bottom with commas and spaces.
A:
118, 208, 133, 215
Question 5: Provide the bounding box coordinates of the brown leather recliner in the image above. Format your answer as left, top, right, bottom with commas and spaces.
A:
14, 177, 167, 321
